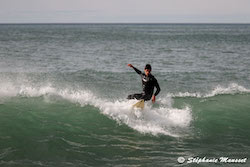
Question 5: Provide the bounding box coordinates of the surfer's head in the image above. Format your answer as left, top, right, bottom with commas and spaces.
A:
144, 64, 151, 76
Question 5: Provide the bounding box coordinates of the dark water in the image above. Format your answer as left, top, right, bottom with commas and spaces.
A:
0, 24, 250, 166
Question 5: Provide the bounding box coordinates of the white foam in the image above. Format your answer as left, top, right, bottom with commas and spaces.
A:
19, 84, 57, 97
205, 83, 250, 97
86, 98, 192, 137
169, 92, 202, 98
0, 82, 18, 97
170, 83, 250, 98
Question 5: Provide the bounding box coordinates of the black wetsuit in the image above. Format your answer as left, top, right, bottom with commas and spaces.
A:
127, 66, 161, 101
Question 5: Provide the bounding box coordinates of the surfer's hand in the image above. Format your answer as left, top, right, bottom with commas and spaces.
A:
128, 64, 133, 68
152, 95, 156, 103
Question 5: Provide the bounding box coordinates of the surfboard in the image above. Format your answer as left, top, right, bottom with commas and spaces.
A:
132, 99, 144, 109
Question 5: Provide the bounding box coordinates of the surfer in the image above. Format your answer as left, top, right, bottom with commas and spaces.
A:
127, 64, 161, 103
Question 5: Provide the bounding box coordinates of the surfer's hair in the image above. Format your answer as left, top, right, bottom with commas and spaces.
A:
145, 64, 152, 70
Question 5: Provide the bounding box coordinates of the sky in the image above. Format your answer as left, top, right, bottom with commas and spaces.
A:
0, 0, 250, 23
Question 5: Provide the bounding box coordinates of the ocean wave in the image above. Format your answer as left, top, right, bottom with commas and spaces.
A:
0, 82, 192, 137
1, 80, 249, 136
168, 83, 250, 98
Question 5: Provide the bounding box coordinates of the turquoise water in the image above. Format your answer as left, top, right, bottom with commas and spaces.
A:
0, 24, 250, 166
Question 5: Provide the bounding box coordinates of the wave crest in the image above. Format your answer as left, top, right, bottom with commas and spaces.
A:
169, 83, 250, 98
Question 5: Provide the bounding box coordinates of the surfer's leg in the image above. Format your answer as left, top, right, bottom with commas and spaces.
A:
127, 93, 143, 100
141, 94, 152, 101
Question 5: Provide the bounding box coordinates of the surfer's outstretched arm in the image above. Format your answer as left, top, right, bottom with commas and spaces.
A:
128, 64, 141, 75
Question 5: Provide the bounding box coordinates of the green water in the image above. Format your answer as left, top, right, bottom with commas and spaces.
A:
0, 93, 249, 166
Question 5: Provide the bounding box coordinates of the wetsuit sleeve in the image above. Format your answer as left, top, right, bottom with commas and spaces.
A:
132, 66, 142, 75
154, 78, 161, 96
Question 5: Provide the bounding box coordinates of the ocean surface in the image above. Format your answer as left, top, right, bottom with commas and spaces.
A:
0, 24, 250, 167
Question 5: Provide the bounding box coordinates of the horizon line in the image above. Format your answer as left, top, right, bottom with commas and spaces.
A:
0, 22, 250, 25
